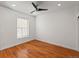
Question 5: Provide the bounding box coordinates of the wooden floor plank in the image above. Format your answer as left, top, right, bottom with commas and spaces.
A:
0, 39, 79, 58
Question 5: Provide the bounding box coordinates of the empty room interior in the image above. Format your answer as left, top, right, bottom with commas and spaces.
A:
0, 1, 79, 58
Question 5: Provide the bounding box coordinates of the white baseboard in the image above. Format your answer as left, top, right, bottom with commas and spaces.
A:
0, 38, 79, 52
36, 38, 79, 52
0, 38, 34, 51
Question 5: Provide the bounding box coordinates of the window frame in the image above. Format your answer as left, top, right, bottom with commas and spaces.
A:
17, 17, 29, 39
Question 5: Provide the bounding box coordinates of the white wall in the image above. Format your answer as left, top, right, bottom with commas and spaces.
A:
36, 7, 79, 51
77, 12, 79, 51
0, 6, 36, 50
78, 15, 79, 51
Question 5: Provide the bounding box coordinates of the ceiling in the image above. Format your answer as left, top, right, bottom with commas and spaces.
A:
0, 1, 79, 16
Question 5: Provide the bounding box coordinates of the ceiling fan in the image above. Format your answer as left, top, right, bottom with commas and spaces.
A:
31, 2, 48, 14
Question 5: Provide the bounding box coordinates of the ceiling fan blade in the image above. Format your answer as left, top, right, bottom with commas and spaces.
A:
32, 2, 38, 10
31, 10, 35, 14
38, 8, 48, 11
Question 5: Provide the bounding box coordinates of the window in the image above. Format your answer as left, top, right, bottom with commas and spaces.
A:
17, 17, 29, 39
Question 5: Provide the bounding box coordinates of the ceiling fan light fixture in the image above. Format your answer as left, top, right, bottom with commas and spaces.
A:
31, 2, 48, 14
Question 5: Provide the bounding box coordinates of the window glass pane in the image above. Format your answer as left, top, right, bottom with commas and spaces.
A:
17, 28, 22, 38
17, 18, 29, 39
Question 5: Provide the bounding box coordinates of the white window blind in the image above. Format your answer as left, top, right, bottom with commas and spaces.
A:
17, 17, 29, 39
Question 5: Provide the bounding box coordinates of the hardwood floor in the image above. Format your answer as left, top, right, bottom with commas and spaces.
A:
0, 39, 79, 58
